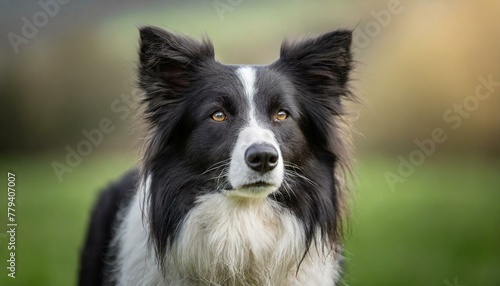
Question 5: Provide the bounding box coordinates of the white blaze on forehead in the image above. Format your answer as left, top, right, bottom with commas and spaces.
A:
236, 66, 258, 125
236, 66, 256, 99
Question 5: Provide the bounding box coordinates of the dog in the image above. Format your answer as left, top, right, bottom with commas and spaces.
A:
79, 26, 354, 286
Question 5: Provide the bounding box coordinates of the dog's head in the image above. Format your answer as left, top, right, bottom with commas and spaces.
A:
138, 26, 353, 260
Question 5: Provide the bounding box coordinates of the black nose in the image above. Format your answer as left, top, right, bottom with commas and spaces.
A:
245, 143, 279, 173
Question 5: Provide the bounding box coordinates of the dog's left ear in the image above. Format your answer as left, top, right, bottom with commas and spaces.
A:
273, 30, 352, 94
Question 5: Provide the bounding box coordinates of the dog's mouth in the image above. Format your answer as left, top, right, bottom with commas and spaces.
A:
223, 181, 277, 199
242, 181, 274, 188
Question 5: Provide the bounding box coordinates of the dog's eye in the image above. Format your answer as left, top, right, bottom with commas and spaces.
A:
274, 110, 288, 121
211, 111, 227, 122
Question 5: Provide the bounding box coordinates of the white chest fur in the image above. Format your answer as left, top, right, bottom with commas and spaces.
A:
114, 192, 340, 285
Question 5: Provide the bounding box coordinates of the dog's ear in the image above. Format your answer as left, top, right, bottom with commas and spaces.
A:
274, 30, 352, 94
138, 26, 214, 99
272, 31, 354, 163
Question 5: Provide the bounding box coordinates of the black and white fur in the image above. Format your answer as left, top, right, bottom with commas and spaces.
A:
79, 26, 354, 286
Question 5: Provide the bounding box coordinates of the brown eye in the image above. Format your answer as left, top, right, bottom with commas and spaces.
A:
211, 111, 227, 122
275, 110, 288, 121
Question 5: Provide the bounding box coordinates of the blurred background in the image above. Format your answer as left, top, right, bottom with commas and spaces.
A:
1, 1, 499, 285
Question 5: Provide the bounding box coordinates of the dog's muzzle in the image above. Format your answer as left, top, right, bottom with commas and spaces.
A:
226, 126, 284, 199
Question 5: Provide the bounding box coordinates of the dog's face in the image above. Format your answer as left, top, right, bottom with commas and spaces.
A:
183, 64, 309, 199
138, 26, 352, 258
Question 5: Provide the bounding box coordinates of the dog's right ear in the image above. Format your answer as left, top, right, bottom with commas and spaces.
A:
138, 26, 214, 99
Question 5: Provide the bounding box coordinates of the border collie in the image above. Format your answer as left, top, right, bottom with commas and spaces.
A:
79, 26, 354, 286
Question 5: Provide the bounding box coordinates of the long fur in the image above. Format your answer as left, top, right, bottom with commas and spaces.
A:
79, 26, 354, 286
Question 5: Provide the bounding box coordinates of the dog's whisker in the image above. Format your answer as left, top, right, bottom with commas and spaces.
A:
201, 160, 231, 175
284, 166, 318, 187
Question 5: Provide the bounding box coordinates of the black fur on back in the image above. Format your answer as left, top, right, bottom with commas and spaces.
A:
79, 169, 138, 286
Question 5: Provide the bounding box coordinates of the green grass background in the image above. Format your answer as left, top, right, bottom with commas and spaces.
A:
0, 154, 498, 285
